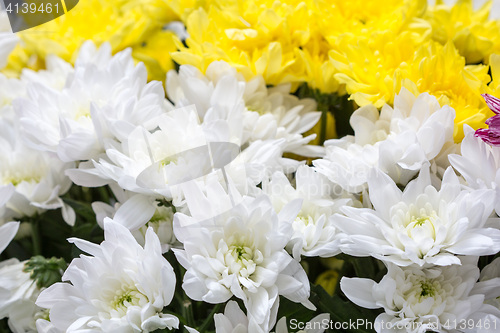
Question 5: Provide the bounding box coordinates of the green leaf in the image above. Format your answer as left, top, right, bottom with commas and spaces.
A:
23, 256, 67, 289
351, 257, 381, 280
38, 210, 73, 261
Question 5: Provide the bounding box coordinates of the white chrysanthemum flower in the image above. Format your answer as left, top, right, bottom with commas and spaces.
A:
64, 60, 314, 201
166, 61, 323, 157
68, 103, 292, 207
132, 204, 177, 251
449, 125, 500, 216
333, 165, 500, 267
92, 192, 178, 253
67, 107, 207, 195
173, 180, 314, 332
1, 52, 74, 123
0, 11, 16, 69
214, 301, 329, 333
341, 259, 499, 333
17, 41, 167, 162
263, 165, 353, 259
0, 259, 42, 333
36, 220, 179, 332
314, 88, 456, 193
0, 120, 75, 225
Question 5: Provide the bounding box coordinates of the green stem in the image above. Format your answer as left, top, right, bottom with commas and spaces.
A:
182, 298, 195, 327
196, 303, 223, 332
31, 218, 42, 256
82, 186, 92, 203
98, 186, 110, 204
352, 258, 366, 278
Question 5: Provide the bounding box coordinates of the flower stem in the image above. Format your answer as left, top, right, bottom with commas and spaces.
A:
182, 298, 195, 327
98, 186, 110, 204
196, 303, 223, 332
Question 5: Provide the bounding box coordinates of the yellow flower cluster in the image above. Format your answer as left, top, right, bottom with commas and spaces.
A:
168, 0, 500, 141
169, 0, 427, 93
398, 42, 492, 140
426, 0, 500, 64
170, 1, 330, 91
6, 0, 500, 141
4, 0, 178, 80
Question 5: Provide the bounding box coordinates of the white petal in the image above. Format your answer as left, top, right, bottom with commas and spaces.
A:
112, 194, 156, 230
340, 277, 379, 309
0, 184, 14, 207
367, 168, 401, 218
0, 222, 19, 254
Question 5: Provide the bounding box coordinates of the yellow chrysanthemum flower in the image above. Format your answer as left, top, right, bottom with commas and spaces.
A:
4, 0, 178, 79
426, 0, 500, 64
170, 0, 428, 93
297, 42, 339, 94
132, 29, 178, 81
334, 33, 491, 141
171, 2, 315, 88
330, 29, 429, 108
396, 42, 492, 141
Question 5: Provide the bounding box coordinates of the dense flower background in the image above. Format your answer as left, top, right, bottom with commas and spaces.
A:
2, 0, 500, 332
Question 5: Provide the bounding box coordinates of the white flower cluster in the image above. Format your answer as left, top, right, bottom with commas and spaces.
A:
2, 36, 500, 333
323, 91, 500, 332
0, 40, 327, 332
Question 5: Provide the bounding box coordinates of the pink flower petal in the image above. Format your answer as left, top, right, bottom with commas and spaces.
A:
482, 94, 500, 114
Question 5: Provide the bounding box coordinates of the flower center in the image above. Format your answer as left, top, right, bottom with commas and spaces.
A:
225, 244, 262, 278
34, 308, 51, 322
294, 214, 315, 227
414, 217, 427, 227
113, 292, 134, 308
150, 206, 174, 223
419, 280, 436, 298
109, 286, 148, 317
402, 276, 444, 317
246, 105, 265, 115
406, 214, 437, 241
74, 106, 91, 119
2, 170, 42, 186
160, 156, 177, 167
